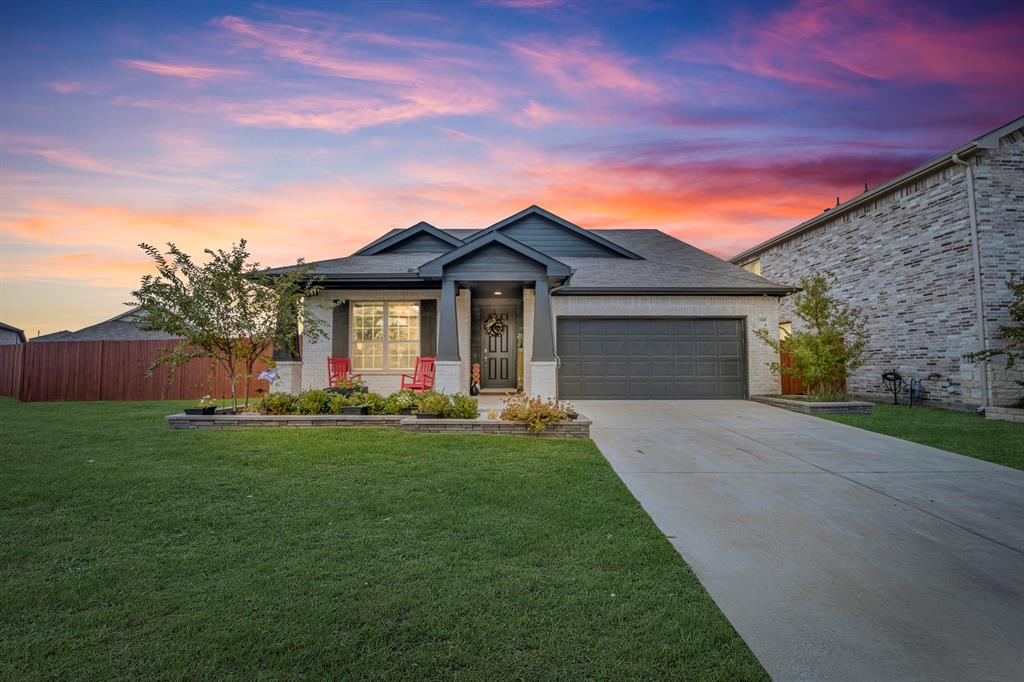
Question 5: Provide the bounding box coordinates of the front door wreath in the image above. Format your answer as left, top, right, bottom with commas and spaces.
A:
483, 313, 507, 337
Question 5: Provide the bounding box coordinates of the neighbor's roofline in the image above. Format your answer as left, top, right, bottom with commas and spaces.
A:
729, 114, 1024, 264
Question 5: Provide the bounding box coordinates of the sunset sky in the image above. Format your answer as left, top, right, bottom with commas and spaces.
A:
2, 0, 1023, 335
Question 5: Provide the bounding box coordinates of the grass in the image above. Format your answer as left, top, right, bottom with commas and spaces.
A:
819, 402, 1024, 471
0, 398, 765, 681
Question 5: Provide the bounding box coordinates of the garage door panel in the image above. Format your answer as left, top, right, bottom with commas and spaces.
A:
695, 341, 718, 356
557, 317, 746, 399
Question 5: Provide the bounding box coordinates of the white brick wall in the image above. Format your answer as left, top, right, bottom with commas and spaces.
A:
300, 288, 441, 394
552, 295, 781, 396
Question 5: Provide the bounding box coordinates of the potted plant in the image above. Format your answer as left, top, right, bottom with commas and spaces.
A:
329, 393, 369, 415
184, 395, 217, 415
326, 375, 368, 397
415, 391, 450, 419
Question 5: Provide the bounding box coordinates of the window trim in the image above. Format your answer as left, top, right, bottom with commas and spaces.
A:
349, 301, 421, 372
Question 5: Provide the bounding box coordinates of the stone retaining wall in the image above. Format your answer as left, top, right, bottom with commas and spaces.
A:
985, 406, 1024, 424
166, 413, 590, 437
402, 416, 591, 438
751, 395, 874, 415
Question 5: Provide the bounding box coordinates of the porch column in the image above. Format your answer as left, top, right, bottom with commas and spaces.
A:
531, 278, 558, 400
532, 278, 556, 361
437, 278, 460, 361
434, 278, 461, 394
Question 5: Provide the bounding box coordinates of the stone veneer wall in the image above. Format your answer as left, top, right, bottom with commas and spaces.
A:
738, 134, 1023, 409
552, 295, 781, 397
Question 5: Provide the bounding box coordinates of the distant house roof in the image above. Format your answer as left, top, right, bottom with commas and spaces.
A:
0, 322, 27, 343
267, 206, 793, 295
30, 308, 179, 342
730, 114, 1024, 263
32, 330, 72, 342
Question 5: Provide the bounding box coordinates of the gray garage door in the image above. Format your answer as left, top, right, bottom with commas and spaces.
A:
557, 317, 746, 399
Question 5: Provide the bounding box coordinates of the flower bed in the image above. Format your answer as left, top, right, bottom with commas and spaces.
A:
751, 395, 873, 415
167, 391, 589, 437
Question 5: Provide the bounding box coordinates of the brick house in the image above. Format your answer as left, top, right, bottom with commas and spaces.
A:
731, 115, 1024, 410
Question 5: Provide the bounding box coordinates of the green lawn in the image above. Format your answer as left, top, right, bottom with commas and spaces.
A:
820, 402, 1024, 471
0, 398, 765, 681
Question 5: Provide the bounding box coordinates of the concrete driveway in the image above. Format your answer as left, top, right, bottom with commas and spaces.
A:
578, 400, 1024, 682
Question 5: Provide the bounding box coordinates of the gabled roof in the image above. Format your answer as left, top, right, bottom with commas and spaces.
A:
418, 231, 573, 278
352, 221, 464, 255
730, 113, 1024, 263
0, 322, 26, 343
466, 205, 643, 259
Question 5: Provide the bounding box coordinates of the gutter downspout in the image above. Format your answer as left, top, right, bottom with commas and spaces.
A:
951, 152, 989, 410
548, 279, 570, 374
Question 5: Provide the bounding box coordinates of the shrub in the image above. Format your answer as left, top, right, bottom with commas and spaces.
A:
387, 390, 418, 413
500, 394, 569, 432
449, 393, 479, 419
415, 391, 451, 416
755, 273, 869, 401
257, 392, 297, 415
295, 389, 334, 415
363, 392, 392, 415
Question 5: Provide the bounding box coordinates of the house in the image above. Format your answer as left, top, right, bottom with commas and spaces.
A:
30, 308, 178, 343
0, 322, 26, 345
266, 206, 791, 400
731, 115, 1024, 409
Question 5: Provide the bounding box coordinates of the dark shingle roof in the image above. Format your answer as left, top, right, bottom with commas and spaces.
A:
267, 225, 791, 293
560, 230, 790, 293
31, 308, 179, 342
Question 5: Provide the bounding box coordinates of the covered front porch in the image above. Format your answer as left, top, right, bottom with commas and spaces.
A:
277, 277, 560, 401
434, 278, 557, 399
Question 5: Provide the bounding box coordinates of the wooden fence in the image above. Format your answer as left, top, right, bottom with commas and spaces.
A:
0, 340, 273, 402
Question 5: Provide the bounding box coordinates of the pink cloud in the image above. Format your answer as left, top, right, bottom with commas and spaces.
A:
47, 81, 84, 93
121, 59, 248, 80
677, 0, 1024, 91
506, 36, 661, 97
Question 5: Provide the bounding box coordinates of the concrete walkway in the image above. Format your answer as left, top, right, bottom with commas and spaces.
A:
578, 400, 1024, 682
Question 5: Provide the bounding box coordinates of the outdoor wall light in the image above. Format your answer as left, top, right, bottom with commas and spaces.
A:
493, 291, 502, 295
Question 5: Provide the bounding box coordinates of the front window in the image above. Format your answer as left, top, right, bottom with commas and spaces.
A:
351, 302, 420, 370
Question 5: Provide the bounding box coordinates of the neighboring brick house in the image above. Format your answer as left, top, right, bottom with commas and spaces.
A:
731, 115, 1024, 410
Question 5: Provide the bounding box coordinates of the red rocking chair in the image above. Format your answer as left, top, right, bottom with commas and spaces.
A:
401, 357, 436, 393
327, 357, 361, 387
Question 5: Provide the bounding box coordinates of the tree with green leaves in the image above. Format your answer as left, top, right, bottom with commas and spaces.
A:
131, 240, 327, 410
755, 273, 870, 400
965, 276, 1024, 404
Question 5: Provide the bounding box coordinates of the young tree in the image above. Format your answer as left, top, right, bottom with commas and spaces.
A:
131, 240, 327, 409
965, 276, 1024, 403
755, 273, 870, 400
